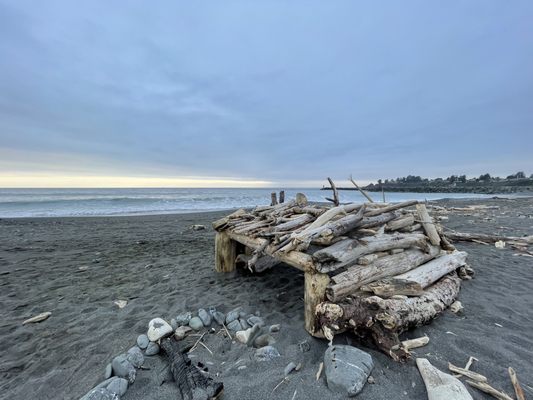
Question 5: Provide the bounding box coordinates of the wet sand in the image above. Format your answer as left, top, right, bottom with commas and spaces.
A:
1, 197, 532, 400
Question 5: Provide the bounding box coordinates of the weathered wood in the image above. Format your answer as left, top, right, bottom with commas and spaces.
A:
226, 231, 315, 271
279, 190, 285, 204
212, 208, 247, 231
402, 335, 429, 351
314, 233, 430, 273
349, 175, 375, 203
417, 203, 441, 246
364, 200, 418, 217
508, 367, 526, 400
160, 337, 224, 400
318, 274, 461, 360
386, 215, 415, 231
448, 363, 487, 383
466, 380, 513, 400
272, 214, 314, 232
446, 231, 533, 245
417, 358, 473, 400
357, 212, 398, 229
235, 253, 280, 273
326, 177, 340, 206
305, 271, 330, 337
271, 192, 278, 206
214, 232, 237, 273
361, 279, 423, 298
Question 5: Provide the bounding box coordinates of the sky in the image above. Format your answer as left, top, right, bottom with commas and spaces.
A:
0, 1, 532, 188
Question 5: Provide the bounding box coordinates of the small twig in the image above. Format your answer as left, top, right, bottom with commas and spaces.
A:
291, 389, 297, 400
188, 332, 207, 353
316, 362, 324, 381
199, 341, 214, 356
272, 377, 288, 392
222, 323, 232, 340
508, 367, 526, 400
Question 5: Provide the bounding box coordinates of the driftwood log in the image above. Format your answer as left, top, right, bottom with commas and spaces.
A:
160, 338, 223, 400
317, 274, 461, 361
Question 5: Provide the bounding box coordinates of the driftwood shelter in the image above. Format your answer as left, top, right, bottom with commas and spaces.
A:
212, 192, 472, 361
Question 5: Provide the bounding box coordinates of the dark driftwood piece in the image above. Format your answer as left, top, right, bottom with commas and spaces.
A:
160, 338, 224, 400
317, 274, 461, 361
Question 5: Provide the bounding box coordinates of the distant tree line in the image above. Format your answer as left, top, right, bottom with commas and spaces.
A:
375, 171, 531, 185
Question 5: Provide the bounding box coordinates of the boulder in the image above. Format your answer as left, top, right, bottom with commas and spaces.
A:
324, 345, 373, 397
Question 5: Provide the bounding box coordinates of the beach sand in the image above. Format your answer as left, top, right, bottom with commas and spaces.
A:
1, 197, 532, 400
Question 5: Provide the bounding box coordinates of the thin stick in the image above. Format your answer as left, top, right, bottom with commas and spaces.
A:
508, 367, 526, 400
188, 332, 207, 353
466, 380, 514, 400
326, 177, 340, 206
464, 356, 477, 371
349, 175, 374, 203
448, 362, 487, 382
291, 389, 297, 400
272, 377, 288, 392
316, 362, 324, 381
199, 341, 214, 356
222, 324, 232, 340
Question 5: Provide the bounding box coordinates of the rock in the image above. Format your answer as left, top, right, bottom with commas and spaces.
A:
198, 309, 212, 326
106, 377, 128, 397
170, 318, 178, 330
80, 388, 118, 400
136, 334, 149, 350
227, 319, 242, 332
191, 224, 206, 231
147, 318, 173, 341
145, 342, 160, 356
324, 345, 373, 397
254, 346, 281, 361
111, 354, 136, 383
126, 346, 144, 368
189, 317, 204, 331
254, 334, 276, 348
450, 301, 464, 314
225, 307, 242, 324
246, 324, 262, 347
269, 324, 280, 333
298, 340, 311, 352
284, 362, 297, 376
104, 363, 112, 379
237, 365, 247, 370
175, 325, 193, 340
235, 328, 253, 344
175, 312, 193, 326
247, 316, 265, 327
212, 311, 225, 325
239, 318, 250, 330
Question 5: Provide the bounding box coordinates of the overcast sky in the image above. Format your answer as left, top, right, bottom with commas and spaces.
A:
0, 1, 532, 187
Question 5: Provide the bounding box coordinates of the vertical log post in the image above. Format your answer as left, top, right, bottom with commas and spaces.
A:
279, 190, 285, 204
304, 271, 330, 337
215, 232, 237, 272
416, 204, 441, 246
270, 192, 278, 206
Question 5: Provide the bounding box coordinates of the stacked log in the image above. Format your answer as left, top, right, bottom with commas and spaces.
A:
213, 194, 471, 360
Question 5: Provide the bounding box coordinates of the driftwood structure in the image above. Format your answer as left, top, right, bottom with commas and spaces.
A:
212, 192, 471, 361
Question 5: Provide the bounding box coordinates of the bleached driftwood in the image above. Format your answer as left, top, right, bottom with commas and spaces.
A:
416, 358, 473, 400
417, 203, 441, 246
446, 231, 533, 246
386, 215, 415, 231
402, 336, 429, 351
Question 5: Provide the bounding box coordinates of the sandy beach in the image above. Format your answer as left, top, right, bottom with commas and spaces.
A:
1, 196, 532, 400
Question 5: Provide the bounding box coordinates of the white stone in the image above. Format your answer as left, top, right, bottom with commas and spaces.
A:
235, 327, 253, 344
147, 318, 173, 341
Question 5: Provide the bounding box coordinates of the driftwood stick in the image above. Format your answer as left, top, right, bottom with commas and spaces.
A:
401, 336, 429, 351
448, 363, 487, 382
446, 231, 533, 245
417, 203, 441, 246
364, 200, 418, 217
417, 358, 473, 400
508, 367, 526, 400
326, 177, 340, 206
386, 215, 415, 231
349, 175, 374, 203
465, 380, 513, 400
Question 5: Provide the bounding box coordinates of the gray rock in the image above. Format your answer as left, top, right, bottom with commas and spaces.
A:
136, 334, 149, 350
104, 363, 112, 379
111, 354, 136, 383
212, 311, 225, 325
198, 309, 212, 326
147, 318, 173, 341
238, 318, 250, 330
106, 377, 128, 396
254, 346, 280, 361
284, 362, 297, 376
145, 342, 160, 356
225, 307, 242, 324
247, 316, 265, 327
298, 340, 311, 352
254, 334, 276, 348
189, 317, 204, 331
170, 318, 178, 330
126, 346, 144, 368
269, 324, 281, 333
246, 324, 262, 347
175, 325, 193, 340
239, 311, 247, 318
80, 388, 118, 400
227, 319, 242, 332
175, 312, 193, 326
324, 345, 373, 397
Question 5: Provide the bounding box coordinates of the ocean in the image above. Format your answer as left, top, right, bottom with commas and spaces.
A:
0, 188, 491, 218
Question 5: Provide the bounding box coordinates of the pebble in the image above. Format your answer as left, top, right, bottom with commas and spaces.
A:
284, 362, 297, 376
254, 334, 276, 348
247, 316, 265, 327
212, 311, 225, 325
147, 318, 173, 341
126, 346, 144, 368
235, 328, 252, 344
106, 377, 128, 397
111, 354, 136, 383
175, 325, 193, 340
145, 342, 160, 356
198, 309, 212, 326
269, 324, 280, 333
136, 334, 149, 350
170, 318, 177, 330
237, 365, 247, 370
239, 318, 250, 330
175, 312, 193, 326
104, 363, 112, 379
189, 317, 204, 331
80, 388, 118, 400
227, 319, 242, 332
225, 307, 242, 324
324, 345, 373, 397
298, 340, 311, 352
254, 346, 280, 361
246, 324, 262, 347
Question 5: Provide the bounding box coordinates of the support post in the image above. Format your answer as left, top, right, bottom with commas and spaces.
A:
215, 232, 237, 272
271, 192, 278, 206
279, 190, 285, 204
304, 271, 330, 337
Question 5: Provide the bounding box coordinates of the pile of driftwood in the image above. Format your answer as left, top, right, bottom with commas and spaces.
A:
212, 190, 472, 361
